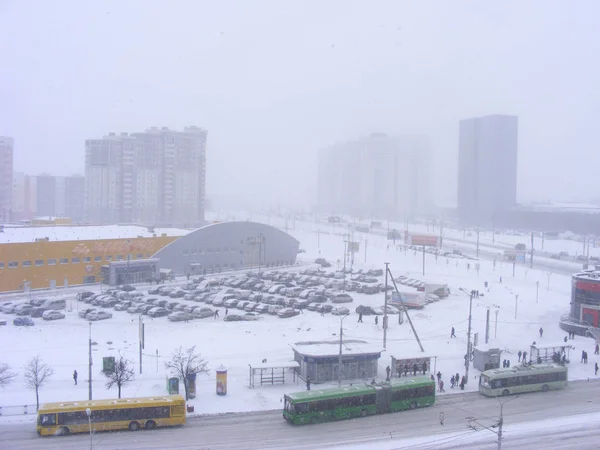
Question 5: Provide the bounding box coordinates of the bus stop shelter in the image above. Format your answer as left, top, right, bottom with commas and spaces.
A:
390, 354, 435, 378
529, 343, 574, 365
292, 340, 382, 383
248, 361, 299, 388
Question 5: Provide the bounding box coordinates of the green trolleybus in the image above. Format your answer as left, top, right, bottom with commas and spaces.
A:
283, 376, 435, 425
479, 363, 568, 397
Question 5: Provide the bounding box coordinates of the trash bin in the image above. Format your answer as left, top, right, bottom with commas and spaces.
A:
187, 405, 194, 413
216, 365, 228, 396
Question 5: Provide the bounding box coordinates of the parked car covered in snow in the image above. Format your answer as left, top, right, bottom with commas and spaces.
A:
13, 317, 34, 326
277, 308, 300, 318
86, 310, 112, 321
168, 311, 194, 322
42, 310, 65, 321
331, 306, 350, 316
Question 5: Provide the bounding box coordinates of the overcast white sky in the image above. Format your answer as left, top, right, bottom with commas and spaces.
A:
1, 0, 599, 209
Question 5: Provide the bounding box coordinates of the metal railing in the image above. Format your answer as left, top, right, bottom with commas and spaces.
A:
0, 404, 37, 416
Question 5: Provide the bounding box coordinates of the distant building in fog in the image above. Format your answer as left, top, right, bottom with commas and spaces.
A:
457, 115, 518, 225
12, 174, 85, 222
85, 126, 207, 227
0, 137, 14, 223
317, 133, 431, 219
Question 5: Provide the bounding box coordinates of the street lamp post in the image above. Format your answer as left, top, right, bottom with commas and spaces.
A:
514, 294, 519, 319
546, 272, 552, 291
459, 288, 473, 383
338, 314, 349, 386
86, 407, 92, 449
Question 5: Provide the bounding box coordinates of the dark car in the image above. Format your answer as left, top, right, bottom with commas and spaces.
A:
118, 284, 136, 292
13, 317, 34, 326
30, 307, 47, 318
315, 258, 332, 268
224, 314, 244, 322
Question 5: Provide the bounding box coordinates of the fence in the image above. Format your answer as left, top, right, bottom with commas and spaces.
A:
0, 404, 37, 416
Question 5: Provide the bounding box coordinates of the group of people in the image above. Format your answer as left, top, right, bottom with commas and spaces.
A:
397, 362, 428, 377
434, 371, 466, 391
517, 350, 529, 363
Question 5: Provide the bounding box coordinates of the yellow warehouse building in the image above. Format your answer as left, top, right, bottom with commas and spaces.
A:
0, 225, 188, 293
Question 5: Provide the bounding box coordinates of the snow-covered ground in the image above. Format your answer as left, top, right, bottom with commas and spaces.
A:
0, 212, 595, 425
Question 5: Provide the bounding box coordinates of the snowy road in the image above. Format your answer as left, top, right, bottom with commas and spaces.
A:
3, 380, 600, 450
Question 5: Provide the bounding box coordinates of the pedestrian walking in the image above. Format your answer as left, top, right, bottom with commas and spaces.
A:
564, 336, 568, 343
430, 374, 435, 381
375, 316, 378, 326
499, 276, 503, 284
451, 327, 456, 338
73, 370, 78, 385
582, 350, 586, 363
596, 363, 599, 375
455, 373, 460, 385
522, 351, 527, 363
436, 371, 442, 382
584, 351, 589, 364
306, 376, 311, 391
539, 327, 544, 338
214, 310, 219, 318
413, 363, 418, 376
595, 344, 599, 355
450, 375, 455, 388
476, 290, 479, 298
358, 313, 363, 323
459, 376, 465, 390
422, 362, 427, 375
386, 365, 391, 381
518, 350, 522, 362
438, 380, 445, 392
225, 308, 228, 316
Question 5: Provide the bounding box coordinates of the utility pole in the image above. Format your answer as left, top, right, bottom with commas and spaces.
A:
514, 294, 519, 319
338, 314, 349, 386
317, 229, 321, 250
512, 261, 516, 277
476, 226, 480, 258
422, 245, 426, 276
536, 281, 539, 303
495, 309, 499, 338
530, 232, 534, 269
439, 220, 443, 248
546, 272, 551, 291
383, 262, 389, 350
364, 238, 368, 263
466, 291, 473, 383
387, 266, 425, 352
88, 322, 93, 401
485, 308, 490, 344
541, 232, 545, 250
139, 316, 144, 374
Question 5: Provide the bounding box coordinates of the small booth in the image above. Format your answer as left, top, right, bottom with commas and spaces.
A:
216, 365, 228, 395
292, 340, 382, 383
248, 361, 299, 388
473, 346, 502, 371
101, 258, 159, 285
390, 354, 434, 378
529, 343, 574, 365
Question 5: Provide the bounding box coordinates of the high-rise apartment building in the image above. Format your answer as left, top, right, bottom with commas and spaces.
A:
0, 137, 14, 223
85, 126, 207, 226
457, 115, 519, 224
317, 133, 430, 219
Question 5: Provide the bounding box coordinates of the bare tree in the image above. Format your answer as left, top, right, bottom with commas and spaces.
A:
102, 354, 135, 398
24, 355, 54, 411
0, 362, 16, 387
165, 346, 209, 400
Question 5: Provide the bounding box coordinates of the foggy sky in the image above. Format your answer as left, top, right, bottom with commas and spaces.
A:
1, 0, 599, 210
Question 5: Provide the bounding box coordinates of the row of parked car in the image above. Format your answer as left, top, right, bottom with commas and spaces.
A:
1, 298, 67, 326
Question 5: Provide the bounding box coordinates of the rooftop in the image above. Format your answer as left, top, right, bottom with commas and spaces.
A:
292, 340, 382, 357
0, 224, 190, 245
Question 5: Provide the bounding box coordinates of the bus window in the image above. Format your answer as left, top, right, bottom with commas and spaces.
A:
39, 414, 56, 426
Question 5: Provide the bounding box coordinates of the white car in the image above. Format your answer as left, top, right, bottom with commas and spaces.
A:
86, 310, 113, 321
331, 307, 350, 316
192, 308, 214, 319
167, 311, 194, 322
42, 310, 66, 321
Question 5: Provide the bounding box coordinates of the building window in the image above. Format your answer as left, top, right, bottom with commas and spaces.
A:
48, 259, 57, 266
106, 255, 113, 261
84, 257, 91, 263
72, 258, 80, 264
83, 276, 96, 284
35, 260, 44, 266
22, 261, 32, 268
0, 262, 4, 269
60, 258, 69, 265
8, 261, 18, 268
136, 254, 143, 259
94, 256, 102, 262
116, 255, 123, 261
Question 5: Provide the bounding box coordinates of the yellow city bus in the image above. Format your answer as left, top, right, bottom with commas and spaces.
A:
37, 395, 186, 436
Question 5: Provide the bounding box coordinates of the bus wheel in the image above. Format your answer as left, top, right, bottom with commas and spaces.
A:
409, 402, 417, 410
542, 384, 549, 392
145, 420, 157, 430
502, 389, 510, 396
57, 427, 70, 436
129, 421, 140, 431
360, 410, 367, 417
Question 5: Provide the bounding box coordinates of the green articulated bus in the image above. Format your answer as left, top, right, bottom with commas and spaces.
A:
283, 376, 435, 425
479, 363, 568, 397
